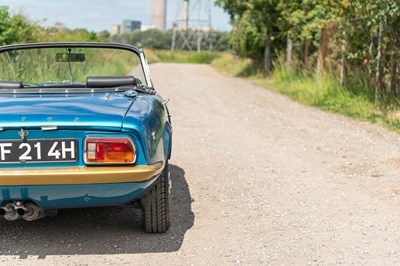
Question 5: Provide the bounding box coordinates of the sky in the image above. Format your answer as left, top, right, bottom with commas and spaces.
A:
1, 0, 232, 32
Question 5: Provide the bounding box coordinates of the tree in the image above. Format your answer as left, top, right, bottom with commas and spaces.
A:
0, 6, 41, 45
216, 0, 281, 74
342, 0, 400, 102
217, 0, 349, 73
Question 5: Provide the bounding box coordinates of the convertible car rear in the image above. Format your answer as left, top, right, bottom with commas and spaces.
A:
0, 42, 172, 233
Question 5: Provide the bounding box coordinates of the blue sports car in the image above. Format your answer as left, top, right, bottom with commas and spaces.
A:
0, 42, 172, 233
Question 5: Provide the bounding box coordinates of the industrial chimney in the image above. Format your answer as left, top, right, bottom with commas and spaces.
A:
183, 0, 189, 31
151, 0, 167, 31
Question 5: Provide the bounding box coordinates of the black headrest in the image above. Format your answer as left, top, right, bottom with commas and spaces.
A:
86, 76, 136, 88
0, 81, 23, 89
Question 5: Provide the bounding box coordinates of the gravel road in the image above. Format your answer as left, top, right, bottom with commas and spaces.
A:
2, 63, 400, 265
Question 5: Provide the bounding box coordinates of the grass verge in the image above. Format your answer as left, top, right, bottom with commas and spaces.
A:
210, 53, 400, 132
211, 53, 259, 77
145, 49, 221, 64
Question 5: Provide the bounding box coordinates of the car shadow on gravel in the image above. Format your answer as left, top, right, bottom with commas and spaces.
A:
0, 164, 194, 258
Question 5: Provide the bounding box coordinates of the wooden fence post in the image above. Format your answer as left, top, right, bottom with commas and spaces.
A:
286, 37, 293, 71
375, 22, 383, 104
340, 27, 346, 87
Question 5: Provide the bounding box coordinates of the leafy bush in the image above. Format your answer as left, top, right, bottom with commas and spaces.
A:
0, 6, 42, 45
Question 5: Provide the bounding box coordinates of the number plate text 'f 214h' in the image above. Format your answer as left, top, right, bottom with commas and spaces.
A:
0, 139, 77, 163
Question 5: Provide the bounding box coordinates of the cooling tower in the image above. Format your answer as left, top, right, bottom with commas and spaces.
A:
151, 0, 167, 31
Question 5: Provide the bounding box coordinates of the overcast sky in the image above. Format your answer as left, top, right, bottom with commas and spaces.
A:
1, 0, 232, 32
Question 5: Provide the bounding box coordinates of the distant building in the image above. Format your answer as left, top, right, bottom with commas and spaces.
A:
141, 25, 156, 31
53, 22, 67, 31
110, 24, 122, 36
122, 20, 141, 33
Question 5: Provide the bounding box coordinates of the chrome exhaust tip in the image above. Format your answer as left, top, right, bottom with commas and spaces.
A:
14, 201, 27, 216
2, 203, 20, 221
0, 207, 7, 216
22, 203, 46, 221
15, 207, 27, 216
1, 201, 47, 221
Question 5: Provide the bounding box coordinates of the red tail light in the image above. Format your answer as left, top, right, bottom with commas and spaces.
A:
85, 137, 136, 164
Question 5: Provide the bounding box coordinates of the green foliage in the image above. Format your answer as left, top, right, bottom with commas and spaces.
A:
217, 0, 400, 108
270, 65, 389, 125
0, 6, 108, 45
278, 0, 345, 43
0, 6, 42, 45
111, 29, 230, 52
211, 53, 259, 77
144, 50, 221, 64
212, 52, 400, 133
42, 28, 108, 42
113, 30, 172, 50
216, 0, 281, 62
216, 0, 352, 64
343, 1, 400, 104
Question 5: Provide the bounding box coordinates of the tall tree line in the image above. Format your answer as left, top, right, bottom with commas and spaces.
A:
216, 0, 400, 104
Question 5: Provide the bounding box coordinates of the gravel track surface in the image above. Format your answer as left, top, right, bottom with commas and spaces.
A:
2, 63, 400, 265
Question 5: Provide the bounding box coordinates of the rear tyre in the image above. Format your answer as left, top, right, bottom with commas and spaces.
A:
141, 161, 170, 233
